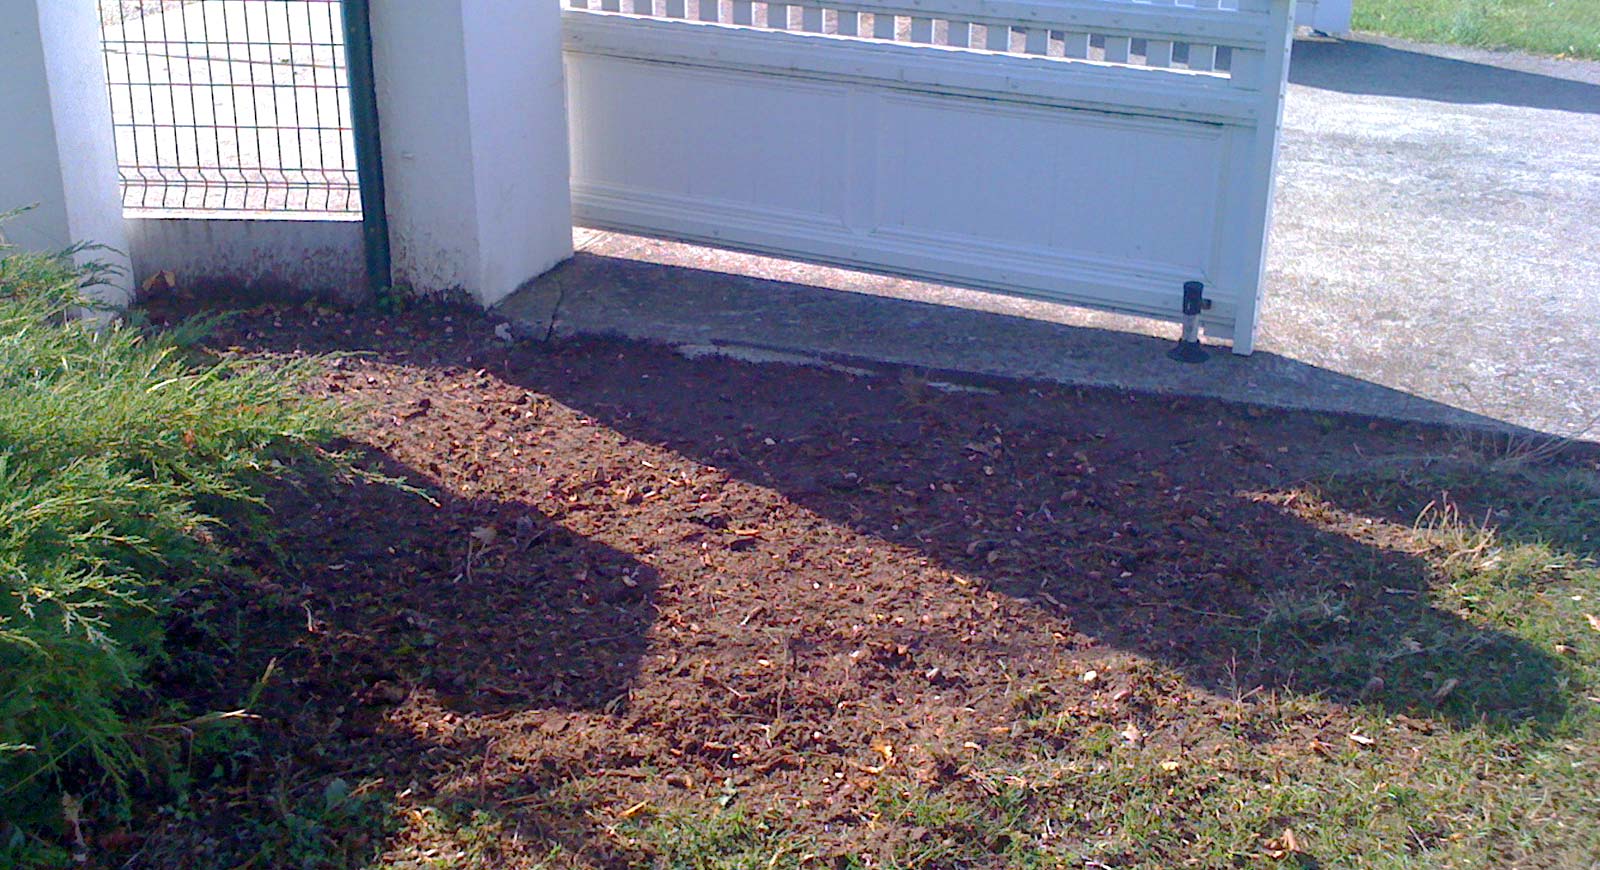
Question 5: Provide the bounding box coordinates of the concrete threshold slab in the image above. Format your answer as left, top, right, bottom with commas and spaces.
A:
496, 229, 1556, 441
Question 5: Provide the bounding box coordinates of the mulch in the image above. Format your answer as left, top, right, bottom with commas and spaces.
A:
121, 299, 1516, 866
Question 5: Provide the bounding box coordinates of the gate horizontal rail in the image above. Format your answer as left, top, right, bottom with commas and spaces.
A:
571, 0, 1273, 47
565, 14, 1264, 124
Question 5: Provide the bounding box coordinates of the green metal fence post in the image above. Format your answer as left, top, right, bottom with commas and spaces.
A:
341, 0, 392, 296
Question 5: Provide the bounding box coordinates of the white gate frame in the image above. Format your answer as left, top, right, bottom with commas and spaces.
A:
1295, 0, 1351, 35
573, 0, 1295, 353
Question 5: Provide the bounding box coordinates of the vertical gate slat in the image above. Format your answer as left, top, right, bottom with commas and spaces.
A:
1232, 0, 1268, 92
1188, 0, 1221, 71
873, 13, 895, 39
1230, 49, 1262, 87
1061, 31, 1088, 58
1023, 27, 1046, 54
768, 1, 789, 28
632, 0, 652, 14
666, 0, 685, 17
910, 17, 933, 42
946, 20, 970, 47
1147, 39, 1173, 67
836, 9, 859, 35
701, 0, 721, 22
1104, 35, 1131, 63
985, 23, 1010, 51
802, 5, 823, 31
732, 0, 753, 24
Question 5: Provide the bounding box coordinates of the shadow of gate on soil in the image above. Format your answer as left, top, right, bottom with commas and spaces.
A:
158, 300, 1595, 865
511, 339, 1575, 734
204, 302, 1581, 737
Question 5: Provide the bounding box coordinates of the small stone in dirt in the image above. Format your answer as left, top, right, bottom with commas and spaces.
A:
364, 681, 408, 706
494, 320, 541, 343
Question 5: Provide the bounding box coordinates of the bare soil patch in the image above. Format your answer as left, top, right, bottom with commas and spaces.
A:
109, 300, 1594, 868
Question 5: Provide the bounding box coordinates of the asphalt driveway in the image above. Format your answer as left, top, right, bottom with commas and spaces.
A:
1266, 34, 1600, 438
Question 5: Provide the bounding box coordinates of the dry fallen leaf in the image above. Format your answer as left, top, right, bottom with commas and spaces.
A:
1264, 826, 1305, 858
141, 269, 178, 292
470, 525, 499, 545
1121, 722, 1143, 745
1347, 731, 1375, 746
1080, 670, 1100, 684
1432, 678, 1460, 702
855, 741, 895, 774
1585, 613, 1600, 633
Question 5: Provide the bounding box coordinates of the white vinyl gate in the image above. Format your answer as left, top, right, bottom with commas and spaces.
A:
562, 0, 1294, 354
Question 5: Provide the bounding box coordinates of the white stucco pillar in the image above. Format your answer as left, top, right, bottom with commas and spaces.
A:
369, 1, 573, 307
1, 1, 131, 304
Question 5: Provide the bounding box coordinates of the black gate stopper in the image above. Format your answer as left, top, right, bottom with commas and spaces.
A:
1168, 281, 1212, 364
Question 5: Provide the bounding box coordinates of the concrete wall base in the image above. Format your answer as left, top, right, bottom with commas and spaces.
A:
126, 219, 369, 307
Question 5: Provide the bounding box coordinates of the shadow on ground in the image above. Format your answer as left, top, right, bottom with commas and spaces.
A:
1289, 37, 1600, 113
502, 251, 1544, 437
512, 341, 1575, 733
219, 309, 1576, 734
265, 450, 660, 717
126, 302, 1598, 866
135, 445, 664, 867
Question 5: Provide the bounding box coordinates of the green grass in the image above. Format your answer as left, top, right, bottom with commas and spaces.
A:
1353, 0, 1600, 59
867, 457, 1600, 869
0, 236, 350, 862
583, 454, 1600, 869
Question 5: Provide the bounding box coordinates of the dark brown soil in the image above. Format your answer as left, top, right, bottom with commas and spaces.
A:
108, 300, 1585, 868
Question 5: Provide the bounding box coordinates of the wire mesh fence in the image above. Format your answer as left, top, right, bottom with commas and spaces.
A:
98, 0, 362, 218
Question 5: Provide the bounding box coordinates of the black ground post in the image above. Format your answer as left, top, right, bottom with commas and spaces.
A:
1168, 280, 1211, 364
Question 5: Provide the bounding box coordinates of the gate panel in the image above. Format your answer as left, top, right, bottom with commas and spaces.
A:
569, 60, 852, 228
563, 0, 1294, 353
